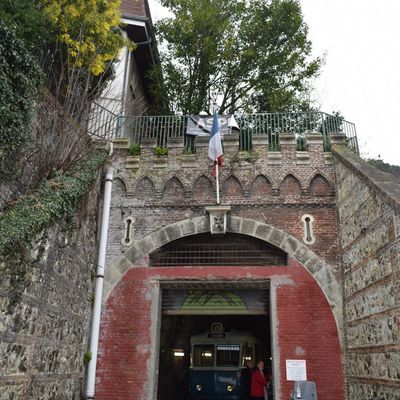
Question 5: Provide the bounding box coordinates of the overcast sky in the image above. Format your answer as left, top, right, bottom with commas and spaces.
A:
148, 0, 400, 165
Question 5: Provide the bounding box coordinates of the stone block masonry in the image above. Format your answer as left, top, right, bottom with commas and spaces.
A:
0, 180, 102, 399
332, 146, 400, 399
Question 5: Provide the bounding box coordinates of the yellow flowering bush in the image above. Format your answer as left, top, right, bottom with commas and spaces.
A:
42, 0, 129, 75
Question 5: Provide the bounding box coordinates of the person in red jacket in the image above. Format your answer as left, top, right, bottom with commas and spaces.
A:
251, 360, 269, 400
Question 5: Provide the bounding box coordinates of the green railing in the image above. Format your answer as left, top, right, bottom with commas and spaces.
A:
93, 109, 359, 154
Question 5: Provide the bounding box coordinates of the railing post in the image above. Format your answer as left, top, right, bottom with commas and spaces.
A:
321, 112, 330, 152
116, 114, 124, 138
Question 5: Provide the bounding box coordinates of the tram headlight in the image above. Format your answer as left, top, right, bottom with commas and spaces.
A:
195, 384, 203, 392
226, 384, 234, 392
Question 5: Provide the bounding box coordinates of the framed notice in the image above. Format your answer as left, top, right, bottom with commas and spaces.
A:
286, 359, 307, 381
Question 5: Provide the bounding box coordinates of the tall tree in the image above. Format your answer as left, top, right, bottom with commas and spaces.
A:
153, 0, 321, 114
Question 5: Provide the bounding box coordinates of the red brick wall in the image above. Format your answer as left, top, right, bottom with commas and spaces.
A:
120, 0, 147, 17
96, 258, 344, 399
233, 205, 338, 269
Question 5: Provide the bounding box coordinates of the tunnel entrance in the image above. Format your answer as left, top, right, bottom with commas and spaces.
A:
157, 282, 272, 400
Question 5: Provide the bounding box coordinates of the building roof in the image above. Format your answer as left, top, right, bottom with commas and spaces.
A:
121, 0, 161, 108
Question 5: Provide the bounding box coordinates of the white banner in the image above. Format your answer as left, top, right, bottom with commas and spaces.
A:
186, 115, 239, 136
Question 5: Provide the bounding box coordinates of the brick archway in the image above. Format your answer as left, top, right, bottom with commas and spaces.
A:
103, 215, 342, 333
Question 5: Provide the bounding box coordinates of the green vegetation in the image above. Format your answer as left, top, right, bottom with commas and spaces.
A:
0, 150, 108, 258
367, 159, 400, 178
0, 21, 43, 183
155, 147, 169, 157
42, 0, 127, 76
241, 151, 257, 163
83, 351, 92, 365
152, 0, 321, 114
0, 0, 53, 53
128, 143, 141, 156
0, 0, 127, 76
0, 149, 108, 307
0, 0, 127, 188
0, 2, 124, 306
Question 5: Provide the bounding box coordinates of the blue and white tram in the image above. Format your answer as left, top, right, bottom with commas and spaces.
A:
189, 322, 262, 400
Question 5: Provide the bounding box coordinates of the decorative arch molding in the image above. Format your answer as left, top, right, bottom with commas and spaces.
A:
112, 177, 127, 196
135, 176, 156, 199
162, 176, 185, 201
132, 174, 161, 192
163, 172, 192, 193
250, 174, 273, 197
222, 175, 244, 198
279, 174, 302, 196
113, 173, 129, 192
278, 172, 305, 190
309, 173, 335, 196
103, 216, 342, 330
192, 175, 214, 200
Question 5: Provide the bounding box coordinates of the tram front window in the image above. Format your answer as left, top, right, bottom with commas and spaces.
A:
193, 345, 214, 367
216, 344, 240, 367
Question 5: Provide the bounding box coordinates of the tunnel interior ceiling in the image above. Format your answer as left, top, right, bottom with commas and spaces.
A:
162, 287, 269, 315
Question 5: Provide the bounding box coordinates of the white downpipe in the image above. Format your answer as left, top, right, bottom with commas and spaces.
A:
86, 167, 114, 399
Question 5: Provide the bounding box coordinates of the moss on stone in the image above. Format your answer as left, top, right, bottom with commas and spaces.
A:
0, 150, 108, 258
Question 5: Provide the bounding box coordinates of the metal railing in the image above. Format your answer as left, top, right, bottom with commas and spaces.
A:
91, 108, 359, 153
88, 102, 122, 140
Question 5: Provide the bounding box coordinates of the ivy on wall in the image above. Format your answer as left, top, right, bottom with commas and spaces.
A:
0, 150, 108, 259
0, 20, 43, 183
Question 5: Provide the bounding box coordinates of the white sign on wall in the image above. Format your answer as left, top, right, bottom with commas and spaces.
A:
286, 359, 307, 381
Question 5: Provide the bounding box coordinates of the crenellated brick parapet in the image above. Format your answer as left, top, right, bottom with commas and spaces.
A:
108, 133, 339, 273
115, 132, 336, 203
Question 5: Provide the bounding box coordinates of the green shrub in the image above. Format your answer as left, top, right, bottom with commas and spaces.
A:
155, 146, 168, 156
128, 143, 141, 156
242, 151, 257, 163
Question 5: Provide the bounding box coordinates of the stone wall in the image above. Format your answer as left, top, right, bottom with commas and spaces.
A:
0, 180, 102, 399
332, 146, 400, 399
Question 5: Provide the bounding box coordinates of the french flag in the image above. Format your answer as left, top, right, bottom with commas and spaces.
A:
208, 111, 223, 176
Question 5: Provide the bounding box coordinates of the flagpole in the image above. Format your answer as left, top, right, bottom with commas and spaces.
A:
211, 102, 221, 205
215, 161, 220, 204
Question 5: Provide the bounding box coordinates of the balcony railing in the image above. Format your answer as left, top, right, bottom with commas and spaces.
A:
89, 107, 359, 154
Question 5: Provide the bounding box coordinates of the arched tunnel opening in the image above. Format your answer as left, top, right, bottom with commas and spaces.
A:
157, 286, 272, 400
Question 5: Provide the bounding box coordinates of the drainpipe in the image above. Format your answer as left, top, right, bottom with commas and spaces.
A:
86, 167, 114, 399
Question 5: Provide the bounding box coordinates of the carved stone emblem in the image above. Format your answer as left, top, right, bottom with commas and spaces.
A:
205, 206, 231, 234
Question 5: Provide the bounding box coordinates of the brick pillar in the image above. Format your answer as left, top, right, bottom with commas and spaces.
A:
223, 133, 239, 159
167, 137, 184, 159
141, 138, 157, 163
252, 134, 268, 159
306, 133, 325, 165
279, 133, 296, 163
195, 136, 209, 159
